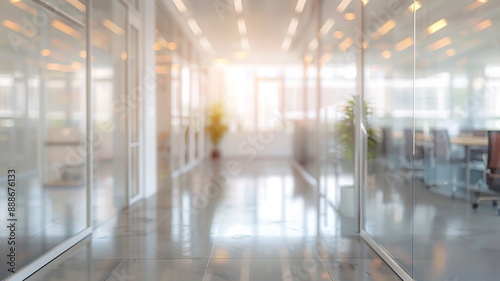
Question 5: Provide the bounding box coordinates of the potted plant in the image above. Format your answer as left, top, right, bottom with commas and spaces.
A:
335, 95, 378, 167
206, 103, 228, 158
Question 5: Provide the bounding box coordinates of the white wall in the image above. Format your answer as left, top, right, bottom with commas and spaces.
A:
220, 132, 292, 158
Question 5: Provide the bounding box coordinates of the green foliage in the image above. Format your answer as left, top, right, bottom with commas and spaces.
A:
206, 103, 228, 147
335, 95, 378, 163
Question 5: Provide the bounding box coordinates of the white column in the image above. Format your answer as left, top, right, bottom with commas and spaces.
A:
141, 0, 157, 197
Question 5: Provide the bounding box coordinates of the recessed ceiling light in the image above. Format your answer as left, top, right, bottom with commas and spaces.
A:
199, 37, 212, 50
282, 37, 292, 51
408, 1, 422, 12
337, 0, 352, 13
172, 0, 187, 14
320, 18, 335, 36
237, 18, 247, 36
287, 18, 299, 36
381, 50, 392, 59
295, 0, 307, 13
344, 13, 356, 20
234, 0, 243, 13
426, 19, 448, 34
241, 37, 249, 51
187, 18, 202, 36
333, 31, 344, 39
445, 49, 456, 56
41, 49, 51, 56
308, 38, 318, 50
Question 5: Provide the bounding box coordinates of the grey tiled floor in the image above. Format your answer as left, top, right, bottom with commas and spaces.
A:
26, 159, 401, 281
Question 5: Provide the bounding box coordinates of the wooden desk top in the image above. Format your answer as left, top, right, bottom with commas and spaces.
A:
450, 136, 488, 147
391, 132, 488, 146
390, 132, 432, 141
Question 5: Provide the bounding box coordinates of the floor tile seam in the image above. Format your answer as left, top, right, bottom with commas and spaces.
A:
203, 258, 324, 260
201, 232, 218, 280
101, 241, 145, 281
102, 257, 130, 281
314, 257, 336, 281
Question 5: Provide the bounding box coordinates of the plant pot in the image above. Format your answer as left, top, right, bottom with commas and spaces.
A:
340, 185, 355, 218
211, 149, 220, 158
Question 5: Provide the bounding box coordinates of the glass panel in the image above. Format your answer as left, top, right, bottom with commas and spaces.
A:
415, 0, 500, 280
92, 0, 127, 227
319, 0, 360, 213
44, 0, 86, 23
130, 146, 139, 197
191, 60, 200, 159
305, 64, 318, 179
156, 6, 172, 181
0, 2, 87, 278
362, 0, 414, 274
182, 65, 190, 164
130, 26, 140, 144
171, 53, 182, 172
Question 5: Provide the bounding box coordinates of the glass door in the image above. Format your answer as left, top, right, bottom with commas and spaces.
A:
127, 12, 143, 205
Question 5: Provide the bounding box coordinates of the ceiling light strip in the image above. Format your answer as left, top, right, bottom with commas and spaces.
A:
234, 0, 243, 13
295, 0, 307, 13
237, 18, 247, 35
172, 0, 187, 13
288, 18, 299, 35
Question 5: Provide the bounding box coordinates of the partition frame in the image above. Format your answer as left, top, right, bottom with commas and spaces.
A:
126, 6, 145, 206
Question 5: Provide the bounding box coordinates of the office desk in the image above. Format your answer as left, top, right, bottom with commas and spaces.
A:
450, 136, 488, 202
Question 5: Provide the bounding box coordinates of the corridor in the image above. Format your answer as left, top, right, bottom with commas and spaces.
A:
27, 159, 400, 281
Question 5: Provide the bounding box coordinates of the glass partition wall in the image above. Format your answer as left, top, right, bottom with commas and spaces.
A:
156, 4, 207, 180
359, 0, 500, 280
318, 0, 362, 219
92, 0, 128, 227
1, 0, 208, 279
414, 0, 500, 280
0, 0, 90, 279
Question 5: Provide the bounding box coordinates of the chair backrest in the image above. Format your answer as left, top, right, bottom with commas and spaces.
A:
460, 128, 473, 136
432, 129, 450, 161
381, 127, 390, 156
473, 130, 487, 137
488, 131, 500, 174
404, 129, 413, 159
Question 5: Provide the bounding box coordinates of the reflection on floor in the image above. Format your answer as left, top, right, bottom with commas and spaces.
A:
93, 160, 126, 227
27, 159, 400, 281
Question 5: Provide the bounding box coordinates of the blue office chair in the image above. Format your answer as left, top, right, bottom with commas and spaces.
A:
472, 131, 500, 215
426, 129, 466, 198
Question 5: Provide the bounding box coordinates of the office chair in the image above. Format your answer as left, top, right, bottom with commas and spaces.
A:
472, 131, 500, 215
381, 127, 397, 172
398, 129, 425, 181
426, 129, 465, 198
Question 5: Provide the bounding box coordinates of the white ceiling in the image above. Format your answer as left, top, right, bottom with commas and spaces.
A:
180, 0, 315, 65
